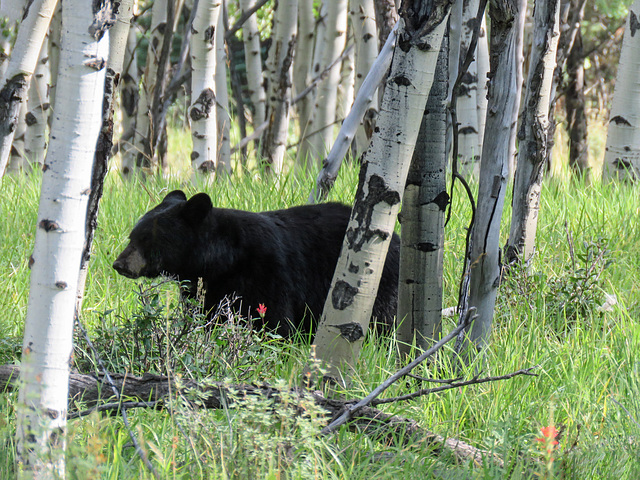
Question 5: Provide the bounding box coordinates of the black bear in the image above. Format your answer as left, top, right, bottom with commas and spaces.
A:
113, 190, 399, 337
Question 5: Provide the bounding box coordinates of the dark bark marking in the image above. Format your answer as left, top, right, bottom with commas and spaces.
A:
459, 126, 478, 135
610, 115, 632, 126
630, 10, 639, 37
189, 88, 216, 121
348, 262, 359, 274
363, 33, 374, 42
29, 256, 35, 269
90, 0, 116, 41
431, 191, 449, 211
332, 280, 358, 310
329, 322, 364, 342
190, 151, 200, 161
39, 219, 60, 232
393, 75, 412, 87
47, 408, 60, 419
22, 0, 35, 21
55, 281, 68, 290
613, 158, 632, 170
25, 112, 37, 126
347, 170, 399, 252
198, 160, 216, 173
204, 26, 216, 46
83, 56, 106, 71
416, 242, 437, 252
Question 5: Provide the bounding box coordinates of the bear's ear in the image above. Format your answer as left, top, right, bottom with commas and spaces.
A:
183, 192, 213, 225
162, 190, 187, 204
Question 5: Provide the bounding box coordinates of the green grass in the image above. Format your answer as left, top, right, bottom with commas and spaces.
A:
1, 131, 639, 478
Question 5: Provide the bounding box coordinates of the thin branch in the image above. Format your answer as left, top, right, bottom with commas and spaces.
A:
225, 0, 270, 40
373, 366, 539, 405
68, 400, 163, 420
320, 309, 476, 436
230, 120, 268, 154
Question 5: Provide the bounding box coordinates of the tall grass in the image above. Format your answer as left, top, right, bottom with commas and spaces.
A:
1, 137, 639, 478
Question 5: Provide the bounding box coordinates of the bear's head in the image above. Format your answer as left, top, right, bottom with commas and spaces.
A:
113, 190, 214, 279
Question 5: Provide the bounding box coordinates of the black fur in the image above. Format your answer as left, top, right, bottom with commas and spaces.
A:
113, 190, 400, 337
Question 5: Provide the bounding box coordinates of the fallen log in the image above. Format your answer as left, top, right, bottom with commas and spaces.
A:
0, 364, 502, 467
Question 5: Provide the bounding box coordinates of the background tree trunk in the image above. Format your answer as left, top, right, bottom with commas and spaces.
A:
293, 0, 316, 162
15, 0, 111, 475
216, 6, 232, 174
239, 0, 266, 128
397, 33, 449, 355
307, 0, 349, 166
565, 27, 589, 180
602, 0, 640, 181
132, 0, 167, 176
505, 0, 561, 266
310, 1, 451, 384
24, 34, 51, 168
119, 24, 139, 176
457, 0, 526, 354
261, 0, 297, 173
0, 0, 58, 180
189, 0, 222, 177
350, 0, 379, 156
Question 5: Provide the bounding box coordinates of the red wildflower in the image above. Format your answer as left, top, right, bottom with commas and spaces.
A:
257, 304, 267, 317
536, 425, 559, 445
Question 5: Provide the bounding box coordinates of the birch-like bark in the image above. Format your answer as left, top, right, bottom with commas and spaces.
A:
475, 13, 489, 149
397, 33, 448, 355
459, 0, 526, 353
293, 0, 315, 146
215, 6, 232, 174
310, 2, 451, 384
602, 0, 640, 181
239, 0, 266, 128
6, 101, 27, 174
47, 3, 62, 114
0, 0, 58, 180
456, 0, 483, 178
189, 0, 221, 176
120, 23, 139, 176
505, 0, 560, 266
132, 0, 167, 174
350, 0, 379, 155
24, 35, 50, 167
296, 2, 327, 165
307, 0, 348, 164
261, 0, 297, 173
337, 37, 355, 121
309, 22, 397, 203
15, 1, 111, 475
76, 0, 135, 315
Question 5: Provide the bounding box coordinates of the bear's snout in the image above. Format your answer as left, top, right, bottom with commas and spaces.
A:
113, 244, 146, 279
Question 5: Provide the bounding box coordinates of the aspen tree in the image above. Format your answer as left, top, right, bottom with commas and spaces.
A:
0, 0, 58, 179
310, 0, 451, 384
16, 0, 111, 475
189, 0, 222, 177
602, 0, 640, 181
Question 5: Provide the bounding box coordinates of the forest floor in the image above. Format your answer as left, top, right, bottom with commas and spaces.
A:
1, 124, 639, 478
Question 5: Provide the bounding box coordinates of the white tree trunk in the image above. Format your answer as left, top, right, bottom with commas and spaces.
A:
397, 33, 449, 355
350, 0, 379, 156
602, 0, 640, 181
239, 0, 266, 127
310, 8, 449, 384
6, 100, 27, 174
460, 0, 526, 353
505, 0, 560, 265
189, 0, 221, 176
215, 6, 232, 174
307, 0, 348, 164
24, 34, 51, 167
119, 22, 139, 175
47, 3, 62, 113
15, 1, 110, 476
337, 36, 355, 121
476, 13, 489, 151
262, 0, 297, 173
0, 0, 58, 180
132, 0, 167, 174
456, 0, 483, 178
293, 0, 315, 146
